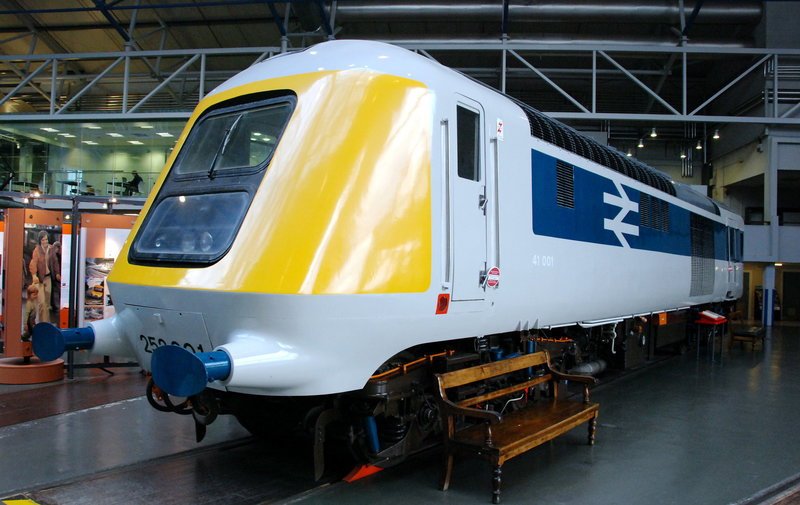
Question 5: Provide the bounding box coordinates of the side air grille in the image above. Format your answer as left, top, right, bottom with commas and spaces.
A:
639, 193, 670, 232
658, 199, 670, 232
640, 193, 651, 227
556, 160, 574, 208
690, 213, 715, 297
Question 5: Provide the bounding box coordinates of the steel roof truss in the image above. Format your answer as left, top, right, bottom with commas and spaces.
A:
598, 50, 681, 116
0, 59, 52, 107
55, 57, 124, 115
128, 54, 199, 113
508, 49, 590, 114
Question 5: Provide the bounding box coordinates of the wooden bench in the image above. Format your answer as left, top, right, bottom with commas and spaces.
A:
434, 350, 599, 504
731, 325, 765, 349
727, 311, 765, 350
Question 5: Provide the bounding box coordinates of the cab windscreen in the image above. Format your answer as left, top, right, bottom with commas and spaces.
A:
129, 93, 295, 266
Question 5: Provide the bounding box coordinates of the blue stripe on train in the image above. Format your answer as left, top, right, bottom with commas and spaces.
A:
531, 150, 726, 260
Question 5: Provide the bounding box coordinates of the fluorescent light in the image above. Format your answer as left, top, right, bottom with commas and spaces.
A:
128, 140, 144, 145
82, 140, 98, 145
86, 125, 102, 129
107, 133, 123, 137
41, 127, 59, 132
138, 124, 154, 129
156, 132, 173, 137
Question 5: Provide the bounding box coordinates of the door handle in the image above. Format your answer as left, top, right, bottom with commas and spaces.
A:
479, 194, 487, 213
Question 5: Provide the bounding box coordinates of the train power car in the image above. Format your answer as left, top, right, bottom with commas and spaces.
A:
33, 40, 744, 473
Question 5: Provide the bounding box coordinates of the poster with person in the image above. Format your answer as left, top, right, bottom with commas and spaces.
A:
22, 224, 62, 341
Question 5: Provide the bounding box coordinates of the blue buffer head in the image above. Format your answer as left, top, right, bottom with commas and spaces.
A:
151, 345, 231, 397
32, 322, 95, 362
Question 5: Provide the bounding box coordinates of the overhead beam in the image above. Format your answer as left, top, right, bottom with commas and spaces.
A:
0, 42, 797, 127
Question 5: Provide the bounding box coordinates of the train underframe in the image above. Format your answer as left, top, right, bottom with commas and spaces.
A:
145, 305, 729, 479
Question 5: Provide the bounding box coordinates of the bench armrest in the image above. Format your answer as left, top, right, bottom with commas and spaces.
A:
550, 370, 599, 387
437, 396, 503, 425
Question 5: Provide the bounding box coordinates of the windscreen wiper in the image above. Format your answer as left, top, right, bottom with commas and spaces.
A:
208, 114, 243, 180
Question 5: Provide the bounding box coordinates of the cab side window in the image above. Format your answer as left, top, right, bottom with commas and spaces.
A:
457, 106, 480, 181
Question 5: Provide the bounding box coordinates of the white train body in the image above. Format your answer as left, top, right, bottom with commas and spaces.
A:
80, 40, 742, 397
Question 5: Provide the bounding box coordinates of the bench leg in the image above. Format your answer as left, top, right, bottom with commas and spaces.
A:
440, 452, 454, 491
492, 465, 502, 504
588, 414, 598, 446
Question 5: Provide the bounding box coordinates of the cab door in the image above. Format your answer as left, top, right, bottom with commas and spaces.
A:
451, 100, 488, 301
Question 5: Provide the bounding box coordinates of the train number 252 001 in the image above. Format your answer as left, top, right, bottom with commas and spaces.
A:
139, 335, 206, 354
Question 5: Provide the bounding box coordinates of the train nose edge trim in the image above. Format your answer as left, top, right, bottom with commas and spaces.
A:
151, 345, 231, 397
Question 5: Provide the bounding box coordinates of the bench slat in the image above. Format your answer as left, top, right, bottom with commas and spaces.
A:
455, 374, 552, 407
454, 399, 599, 462
437, 352, 549, 390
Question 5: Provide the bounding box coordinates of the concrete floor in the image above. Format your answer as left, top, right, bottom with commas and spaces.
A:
302, 324, 800, 505
2, 324, 800, 505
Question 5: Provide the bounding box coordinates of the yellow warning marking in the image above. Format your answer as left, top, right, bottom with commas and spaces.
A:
2, 499, 41, 505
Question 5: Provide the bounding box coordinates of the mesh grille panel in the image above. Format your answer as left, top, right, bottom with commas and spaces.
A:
556, 160, 574, 208
690, 213, 715, 297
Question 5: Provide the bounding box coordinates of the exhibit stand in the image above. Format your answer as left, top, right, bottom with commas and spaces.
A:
0, 203, 139, 384
0, 208, 66, 383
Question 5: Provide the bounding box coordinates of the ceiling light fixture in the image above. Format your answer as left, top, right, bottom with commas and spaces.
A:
650, 127, 657, 138
637, 138, 644, 148
626, 148, 633, 157
713, 129, 720, 140
696, 140, 703, 150
680, 151, 687, 159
